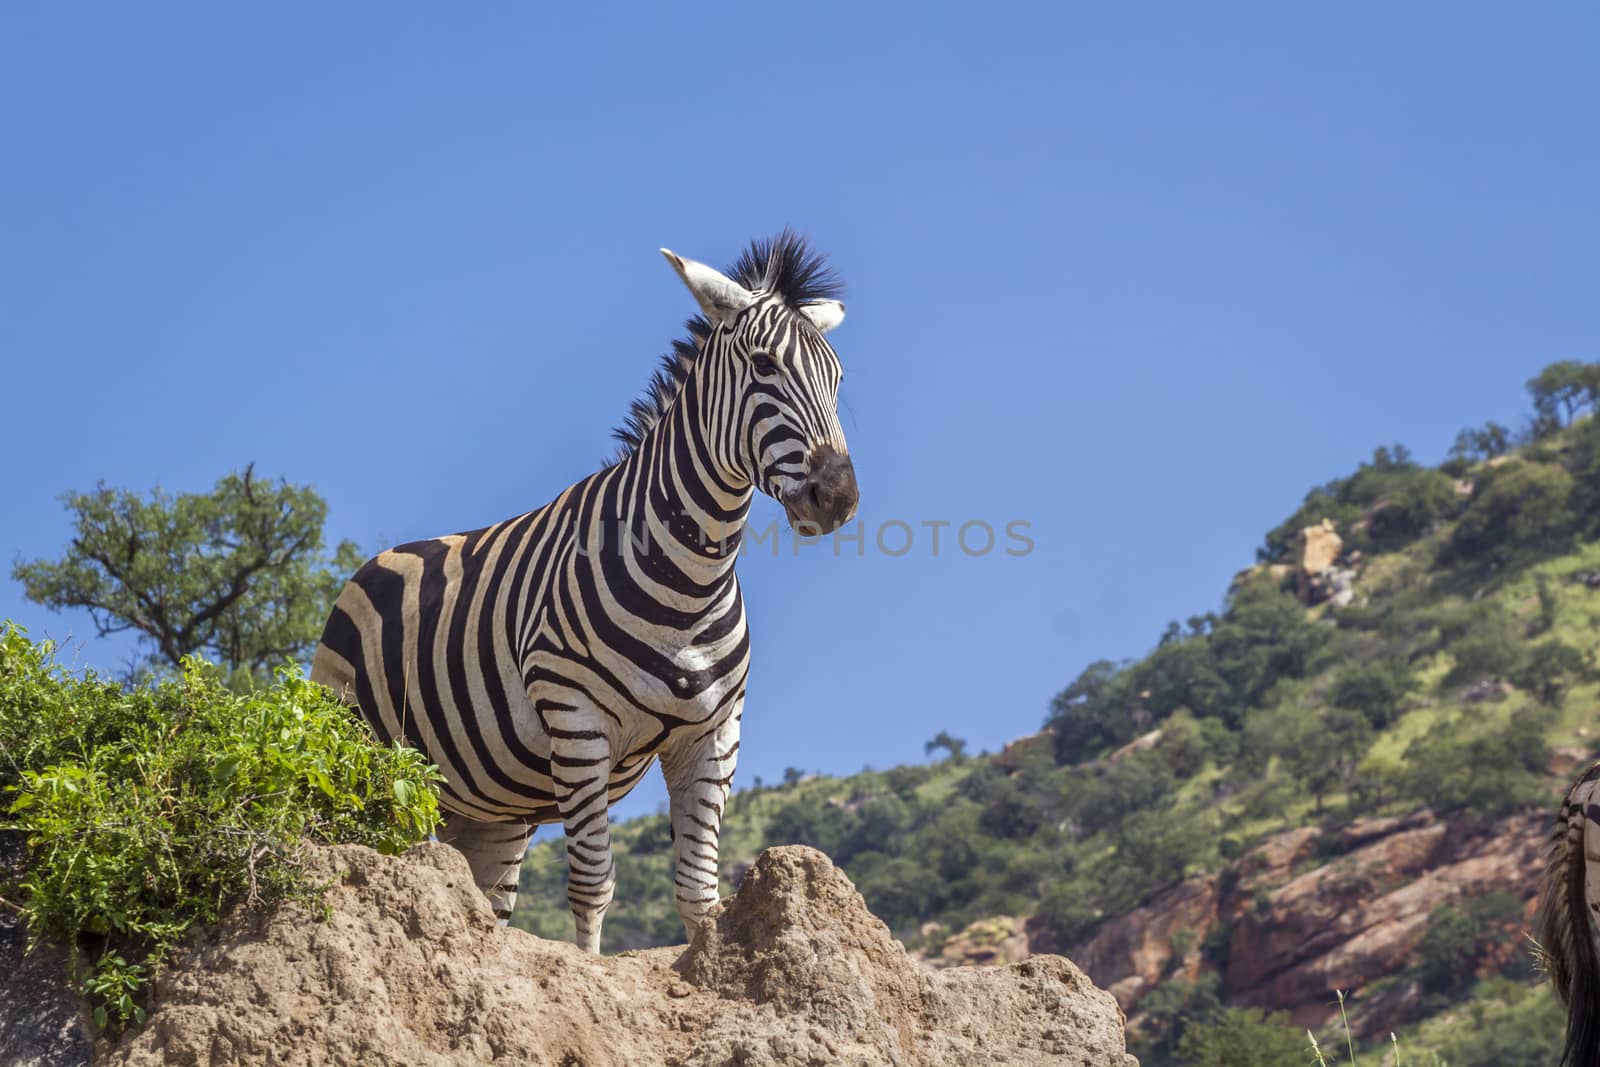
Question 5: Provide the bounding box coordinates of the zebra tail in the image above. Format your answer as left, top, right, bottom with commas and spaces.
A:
1541, 762, 1600, 1067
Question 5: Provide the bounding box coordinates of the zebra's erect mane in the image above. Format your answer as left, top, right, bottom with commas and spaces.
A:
609, 230, 843, 461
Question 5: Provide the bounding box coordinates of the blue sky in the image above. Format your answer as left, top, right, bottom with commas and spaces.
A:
3, 4, 1596, 818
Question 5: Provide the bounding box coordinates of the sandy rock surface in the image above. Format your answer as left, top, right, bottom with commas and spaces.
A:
100, 843, 1133, 1067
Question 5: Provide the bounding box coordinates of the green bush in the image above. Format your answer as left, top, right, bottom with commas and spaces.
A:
0, 623, 442, 1027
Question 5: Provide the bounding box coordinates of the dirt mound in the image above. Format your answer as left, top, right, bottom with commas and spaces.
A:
96, 843, 1132, 1067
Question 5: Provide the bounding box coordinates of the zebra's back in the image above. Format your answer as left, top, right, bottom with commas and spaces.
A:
313, 507, 571, 823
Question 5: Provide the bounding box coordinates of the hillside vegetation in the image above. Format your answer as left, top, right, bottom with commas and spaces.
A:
514, 360, 1600, 1065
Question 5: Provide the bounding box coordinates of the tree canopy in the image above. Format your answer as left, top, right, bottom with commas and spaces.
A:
12, 464, 362, 683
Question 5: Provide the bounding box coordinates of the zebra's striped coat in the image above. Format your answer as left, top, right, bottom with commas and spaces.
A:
311, 233, 857, 951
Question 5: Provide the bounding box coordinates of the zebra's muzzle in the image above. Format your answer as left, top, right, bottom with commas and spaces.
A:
781, 444, 859, 535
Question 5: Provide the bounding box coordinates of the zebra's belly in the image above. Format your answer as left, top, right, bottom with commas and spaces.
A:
423, 666, 724, 825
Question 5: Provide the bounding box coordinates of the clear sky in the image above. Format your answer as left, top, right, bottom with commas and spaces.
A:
3, 4, 1596, 819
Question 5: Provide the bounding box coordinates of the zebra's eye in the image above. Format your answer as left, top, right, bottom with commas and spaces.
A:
750, 352, 778, 376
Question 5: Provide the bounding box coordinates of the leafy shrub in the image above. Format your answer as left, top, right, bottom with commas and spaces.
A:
0, 623, 442, 1027
850, 853, 937, 930
1281, 705, 1373, 812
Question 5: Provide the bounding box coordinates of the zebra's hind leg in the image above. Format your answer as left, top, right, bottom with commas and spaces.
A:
436, 814, 533, 926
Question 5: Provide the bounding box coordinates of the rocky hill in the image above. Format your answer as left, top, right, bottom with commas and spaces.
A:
512, 373, 1600, 1063
2, 842, 1135, 1067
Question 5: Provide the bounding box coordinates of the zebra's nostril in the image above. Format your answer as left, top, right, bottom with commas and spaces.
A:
807, 484, 822, 511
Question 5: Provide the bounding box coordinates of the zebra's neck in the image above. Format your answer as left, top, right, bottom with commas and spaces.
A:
614, 386, 753, 591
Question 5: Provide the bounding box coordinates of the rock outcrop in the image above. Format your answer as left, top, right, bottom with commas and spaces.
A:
1296, 519, 1359, 607
1299, 519, 1344, 577
84, 844, 1133, 1067
920, 915, 1035, 969
1067, 808, 1545, 1037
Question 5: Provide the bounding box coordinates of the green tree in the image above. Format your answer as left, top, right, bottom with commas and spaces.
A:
1130, 974, 1225, 1063
1282, 705, 1372, 812
1450, 421, 1513, 463
924, 730, 969, 763
1070, 751, 1175, 835
1207, 576, 1329, 717
1259, 443, 1428, 562
1047, 659, 1131, 762
1510, 638, 1592, 706
852, 854, 938, 929
1451, 461, 1575, 562
766, 792, 851, 855
1564, 413, 1600, 529
1400, 707, 1554, 817
13, 465, 362, 685
1417, 903, 1482, 995
1527, 360, 1600, 432
1331, 657, 1416, 728
1366, 468, 1461, 550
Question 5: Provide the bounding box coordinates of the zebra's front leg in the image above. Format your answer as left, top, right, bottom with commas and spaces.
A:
551, 726, 616, 953
661, 710, 741, 938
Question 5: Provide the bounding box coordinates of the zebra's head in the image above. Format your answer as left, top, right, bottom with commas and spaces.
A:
657, 235, 859, 535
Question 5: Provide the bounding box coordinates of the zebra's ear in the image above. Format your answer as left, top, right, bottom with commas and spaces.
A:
798, 300, 845, 334
660, 249, 756, 324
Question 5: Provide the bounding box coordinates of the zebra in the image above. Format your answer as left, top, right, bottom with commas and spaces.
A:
310, 232, 858, 952
1540, 760, 1600, 1066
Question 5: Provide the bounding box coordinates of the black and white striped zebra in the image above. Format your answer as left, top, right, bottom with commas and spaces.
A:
311, 232, 858, 952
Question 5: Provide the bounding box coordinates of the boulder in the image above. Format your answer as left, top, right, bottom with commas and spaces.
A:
1299, 520, 1343, 577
